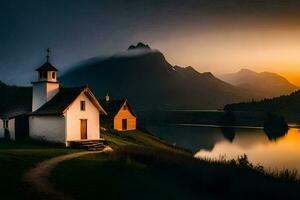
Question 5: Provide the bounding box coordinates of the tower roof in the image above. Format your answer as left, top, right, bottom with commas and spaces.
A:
36, 48, 58, 72
35, 61, 58, 72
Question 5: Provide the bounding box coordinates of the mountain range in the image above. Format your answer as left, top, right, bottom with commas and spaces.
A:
1, 43, 298, 113
219, 69, 298, 98
60, 43, 260, 110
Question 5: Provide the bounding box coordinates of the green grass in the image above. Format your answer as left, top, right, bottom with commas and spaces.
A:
0, 140, 78, 200
52, 130, 300, 200
52, 150, 196, 200
102, 129, 191, 154
1, 130, 300, 199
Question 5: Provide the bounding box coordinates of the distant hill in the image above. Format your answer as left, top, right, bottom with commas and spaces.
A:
0, 81, 32, 117
219, 69, 298, 98
224, 90, 300, 113
60, 43, 261, 110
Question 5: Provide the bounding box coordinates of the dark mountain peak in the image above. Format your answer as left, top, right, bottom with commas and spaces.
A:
185, 67, 215, 78
202, 72, 217, 80
173, 65, 198, 74
203, 72, 214, 76
174, 65, 196, 71
60, 48, 259, 110
128, 42, 151, 50
113, 44, 162, 60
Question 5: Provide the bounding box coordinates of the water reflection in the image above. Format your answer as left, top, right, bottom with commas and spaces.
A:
219, 120, 288, 143
218, 108, 237, 143
195, 128, 300, 171
263, 113, 289, 141
148, 124, 224, 151
220, 127, 235, 142
147, 124, 300, 171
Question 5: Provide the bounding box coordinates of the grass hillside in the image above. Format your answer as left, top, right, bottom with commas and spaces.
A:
0, 130, 300, 199
0, 140, 77, 200
52, 130, 300, 200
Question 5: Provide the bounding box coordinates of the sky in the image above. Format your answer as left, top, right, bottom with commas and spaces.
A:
1, 0, 300, 85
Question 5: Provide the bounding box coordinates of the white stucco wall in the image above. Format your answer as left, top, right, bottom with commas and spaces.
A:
65, 93, 100, 141
32, 83, 47, 111
47, 82, 60, 102
32, 82, 59, 111
29, 115, 65, 143
0, 120, 4, 138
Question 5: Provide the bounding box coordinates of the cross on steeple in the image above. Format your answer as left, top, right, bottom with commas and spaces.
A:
46, 48, 51, 62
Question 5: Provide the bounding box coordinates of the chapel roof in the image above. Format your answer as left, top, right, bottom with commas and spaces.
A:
0, 85, 106, 118
99, 99, 136, 118
0, 105, 32, 119
0, 85, 32, 119
31, 86, 106, 116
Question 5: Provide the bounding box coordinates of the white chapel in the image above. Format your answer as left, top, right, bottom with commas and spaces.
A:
0, 50, 107, 146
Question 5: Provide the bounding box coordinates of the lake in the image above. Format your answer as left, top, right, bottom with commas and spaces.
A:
147, 123, 300, 171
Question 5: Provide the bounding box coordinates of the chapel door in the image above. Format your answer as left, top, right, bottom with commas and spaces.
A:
122, 119, 127, 130
81, 119, 87, 140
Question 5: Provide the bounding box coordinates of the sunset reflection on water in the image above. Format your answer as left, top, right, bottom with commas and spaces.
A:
195, 128, 300, 171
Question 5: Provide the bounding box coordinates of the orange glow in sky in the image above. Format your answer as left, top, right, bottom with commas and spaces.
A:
149, 27, 300, 86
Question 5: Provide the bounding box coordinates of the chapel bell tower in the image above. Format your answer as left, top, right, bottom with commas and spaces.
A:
32, 49, 60, 111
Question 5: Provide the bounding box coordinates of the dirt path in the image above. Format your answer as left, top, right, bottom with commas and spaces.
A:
23, 146, 113, 200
